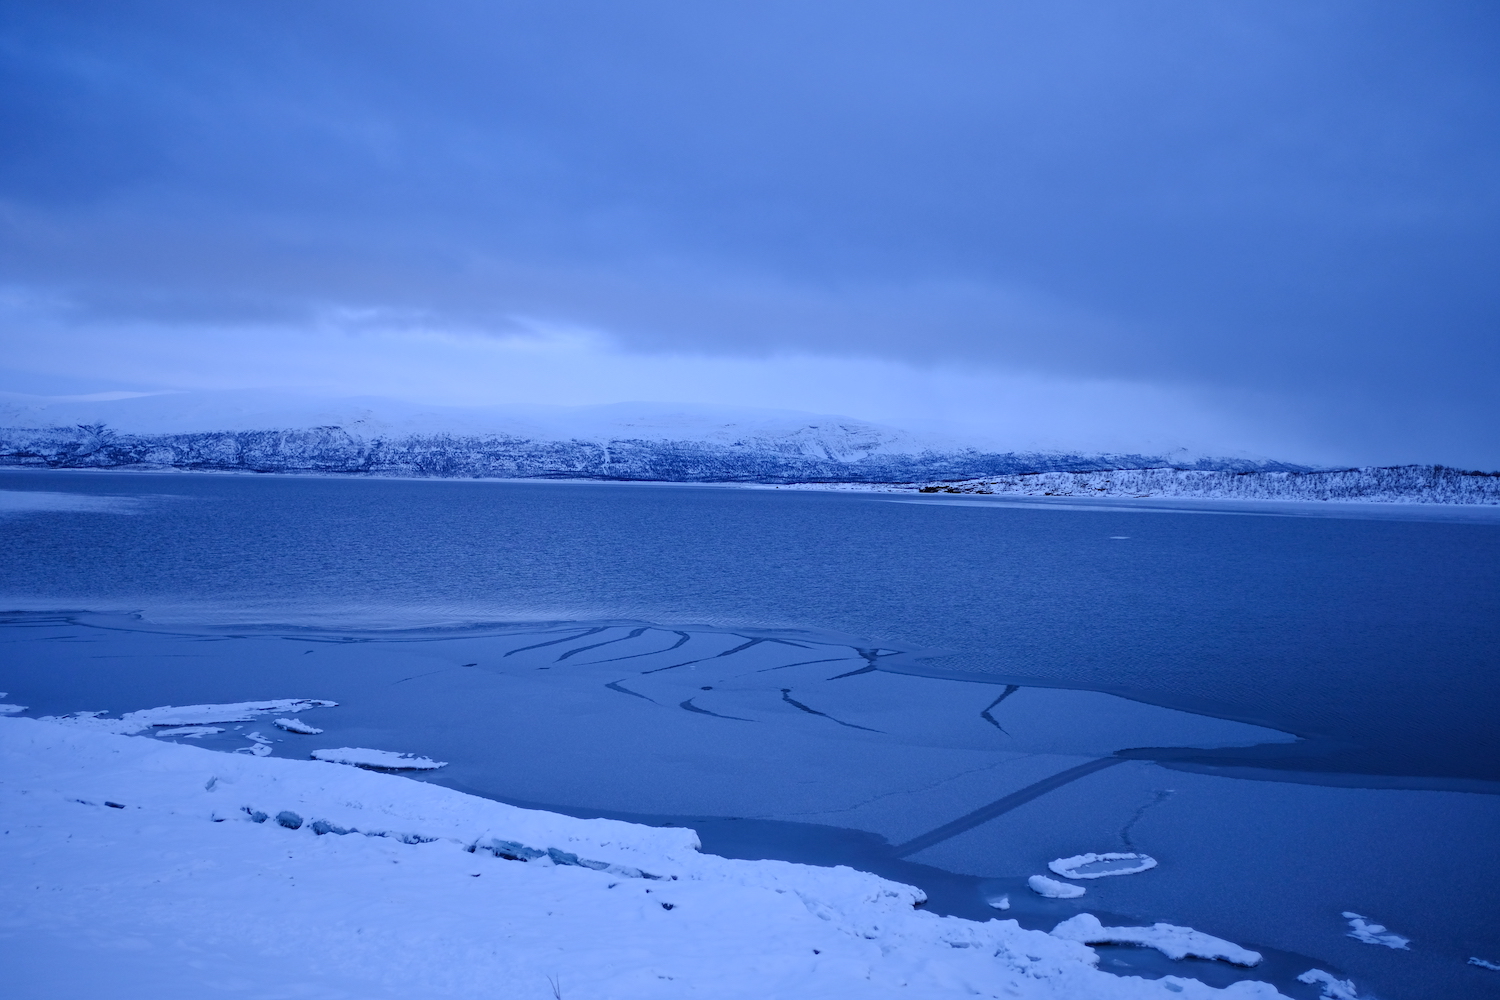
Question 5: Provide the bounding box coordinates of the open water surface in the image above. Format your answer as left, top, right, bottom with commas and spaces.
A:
3, 470, 1499, 999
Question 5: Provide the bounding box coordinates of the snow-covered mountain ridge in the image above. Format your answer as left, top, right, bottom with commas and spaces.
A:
907, 467, 1500, 506
0, 391, 1302, 484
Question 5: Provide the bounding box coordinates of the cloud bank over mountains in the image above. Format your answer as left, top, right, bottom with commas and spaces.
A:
2, 1, 1497, 466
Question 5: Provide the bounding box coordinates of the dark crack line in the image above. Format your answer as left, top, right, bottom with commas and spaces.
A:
392, 668, 455, 685
557, 627, 649, 661
679, 698, 754, 722
826, 664, 877, 680
605, 680, 655, 703
890, 757, 1130, 857
779, 688, 883, 733
640, 638, 769, 674
573, 631, 693, 665
754, 657, 854, 674
979, 685, 1021, 734
1121, 789, 1174, 849
502, 627, 610, 657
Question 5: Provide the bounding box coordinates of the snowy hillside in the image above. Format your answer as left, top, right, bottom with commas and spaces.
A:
0, 391, 1300, 483
909, 467, 1500, 505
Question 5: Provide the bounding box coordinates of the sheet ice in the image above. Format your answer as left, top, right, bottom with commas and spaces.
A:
1295, 969, 1362, 999
1049, 852, 1158, 879
1029, 875, 1086, 899
1341, 912, 1410, 950
310, 747, 448, 770
1051, 914, 1262, 967
40, 698, 337, 734
0, 715, 1290, 999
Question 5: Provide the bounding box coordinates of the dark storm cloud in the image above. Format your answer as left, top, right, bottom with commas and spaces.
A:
2, 1, 1498, 462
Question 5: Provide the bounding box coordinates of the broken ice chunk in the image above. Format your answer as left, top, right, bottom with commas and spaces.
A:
1048, 852, 1157, 880
1470, 957, 1500, 971
986, 894, 1011, 911
1342, 912, 1410, 950
1028, 875, 1085, 899
1297, 969, 1363, 999
155, 726, 224, 738
311, 747, 448, 771
274, 718, 324, 735
1050, 913, 1261, 966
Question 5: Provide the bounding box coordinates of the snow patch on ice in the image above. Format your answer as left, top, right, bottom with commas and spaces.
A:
1049, 852, 1158, 880
1052, 914, 1262, 967
41, 699, 337, 735
1342, 912, 1410, 950
1296, 969, 1362, 999
311, 747, 448, 771
1029, 875, 1086, 899
274, 717, 324, 735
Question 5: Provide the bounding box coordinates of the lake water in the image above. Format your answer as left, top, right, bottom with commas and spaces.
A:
3, 470, 1499, 998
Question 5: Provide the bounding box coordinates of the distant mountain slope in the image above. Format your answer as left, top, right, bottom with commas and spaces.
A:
0, 391, 1301, 483
911, 467, 1500, 505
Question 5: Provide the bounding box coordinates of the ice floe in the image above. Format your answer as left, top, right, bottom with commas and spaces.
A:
0, 703, 27, 714
1470, 957, 1500, 971
1051, 914, 1262, 967
40, 698, 337, 735
155, 726, 225, 738
987, 893, 1011, 910
1029, 875, 1086, 898
311, 747, 448, 770
0, 714, 1292, 999
274, 717, 324, 734
1342, 912, 1410, 949
1049, 852, 1158, 880
1296, 969, 1362, 999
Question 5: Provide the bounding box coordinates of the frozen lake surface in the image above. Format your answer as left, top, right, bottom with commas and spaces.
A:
2, 471, 1499, 998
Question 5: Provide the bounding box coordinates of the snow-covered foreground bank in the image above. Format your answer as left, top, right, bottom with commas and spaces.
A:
0, 716, 1287, 1000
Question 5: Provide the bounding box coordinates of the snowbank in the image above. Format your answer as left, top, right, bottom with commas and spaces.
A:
1051, 914, 1262, 967
1049, 852, 1157, 879
0, 715, 1289, 999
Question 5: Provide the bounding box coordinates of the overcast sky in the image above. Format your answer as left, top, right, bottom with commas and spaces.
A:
3, 1, 1497, 464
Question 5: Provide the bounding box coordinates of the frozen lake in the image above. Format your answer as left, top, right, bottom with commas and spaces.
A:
2, 470, 1499, 998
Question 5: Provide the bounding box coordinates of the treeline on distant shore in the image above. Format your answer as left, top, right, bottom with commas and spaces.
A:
916, 466, 1500, 505
0, 423, 1294, 483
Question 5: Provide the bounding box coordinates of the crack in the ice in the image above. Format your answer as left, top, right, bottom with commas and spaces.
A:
640, 638, 769, 674
1120, 789, 1174, 850
573, 631, 693, 664
391, 668, 456, 685
979, 685, 1021, 734
557, 627, 649, 661
778, 756, 1032, 820
778, 688, 883, 733
679, 697, 754, 722
825, 664, 876, 680
891, 757, 1130, 857
604, 680, 655, 703
753, 657, 856, 674
502, 627, 610, 657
